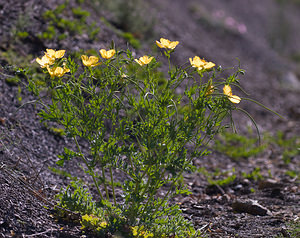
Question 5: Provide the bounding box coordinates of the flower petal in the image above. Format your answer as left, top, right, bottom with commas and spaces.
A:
135, 59, 143, 66
55, 50, 65, 59
204, 62, 215, 69
228, 95, 241, 104
223, 85, 233, 96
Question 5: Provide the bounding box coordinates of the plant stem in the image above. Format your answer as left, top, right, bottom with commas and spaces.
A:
73, 136, 104, 201
138, 166, 166, 220
102, 166, 110, 200
109, 166, 116, 206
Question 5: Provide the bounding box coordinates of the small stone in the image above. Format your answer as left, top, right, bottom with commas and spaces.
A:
232, 199, 271, 216
281, 71, 300, 91
258, 179, 282, 190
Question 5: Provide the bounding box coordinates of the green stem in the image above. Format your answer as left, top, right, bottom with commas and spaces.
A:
73, 136, 104, 201
138, 166, 166, 221
102, 166, 110, 200
133, 163, 151, 195
109, 166, 116, 206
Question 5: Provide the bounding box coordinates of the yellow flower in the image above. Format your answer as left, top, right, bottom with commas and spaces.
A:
203, 61, 216, 69
130, 226, 154, 238
46, 49, 66, 59
36, 54, 55, 68
47, 66, 69, 78
99, 49, 116, 59
223, 85, 241, 104
99, 221, 107, 228
81, 55, 101, 67
36, 49, 66, 68
135, 56, 154, 66
156, 38, 179, 50
205, 85, 214, 96
189, 56, 215, 70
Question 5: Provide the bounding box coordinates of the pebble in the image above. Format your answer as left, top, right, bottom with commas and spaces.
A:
258, 179, 282, 190
232, 199, 271, 216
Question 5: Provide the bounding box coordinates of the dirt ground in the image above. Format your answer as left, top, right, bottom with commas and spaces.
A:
0, 0, 299, 237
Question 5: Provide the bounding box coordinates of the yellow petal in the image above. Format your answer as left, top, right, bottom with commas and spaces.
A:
205, 85, 214, 96
46, 49, 56, 58
135, 59, 143, 66
223, 85, 233, 96
228, 95, 241, 104
156, 40, 164, 48
81, 55, 89, 66
100, 49, 115, 59
135, 56, 153, 66
160, 38, 169, 45
88, 56, 100, 66
63, 66, 70, 73
36, 55, 55, 68
169, 41, 179, 49
99, 49, 107, 58
55, 50, 65, 59
190, 56, 205, 69
81, 55, 100, 67
106, 49, 116, 59
54, 67, 64, 77
47, 66, 55, 77
204, 62, 215, 69
156, 38, 179, 49
36, 57, 44, 67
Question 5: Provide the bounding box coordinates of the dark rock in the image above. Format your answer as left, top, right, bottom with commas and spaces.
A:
232, 199, 271, 216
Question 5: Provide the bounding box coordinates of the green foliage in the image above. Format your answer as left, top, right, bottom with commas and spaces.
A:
214, 130, 266, 159
96, 0, 155, 39
56, 180, 102, 216
72, 7, 90, 20
39, 1, 100, 41
208, 168, 236, 187
276, 220, 300, 238
267, 131, 300, 164
242, 167, 263, 181
0, 49, 34, 68
121, 32, 141, 49
208, 173, 236, 186
16, 31, 29, 39
49, 127, 65, 137
80, 214, 108, 235
214, 129, 299, 164
48, 166, 77, 180
17, 86, 22, 104
38, 25, 56, 40
197, 167, 237, 187
27, 41, 260, 237
10, 13, 31, 42
285, 170, 299, 180
42, 122, 66, 137
5, 76, 20, 86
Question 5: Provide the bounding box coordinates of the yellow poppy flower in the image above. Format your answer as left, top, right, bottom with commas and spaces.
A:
36, 54, 55, 68
46, 49, 66, 59
81, 55, 101, 67
135, 56, 154, 66
47, 66, 69, 78
203, 61, 216, 70
99, 49, 116, 59
156, 38, 179, 50
189, 56, 215, 70
223, 85, 241, 104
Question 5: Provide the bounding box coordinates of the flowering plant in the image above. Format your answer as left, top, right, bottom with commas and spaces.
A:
26, 39, 271, 237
